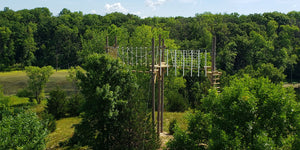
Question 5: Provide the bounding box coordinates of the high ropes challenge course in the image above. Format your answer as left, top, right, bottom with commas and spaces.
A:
106, 36, 221, 135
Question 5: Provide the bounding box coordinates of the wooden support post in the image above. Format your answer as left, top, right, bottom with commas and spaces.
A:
157, 35, 161, 135
115, 36, 118, 57
151, 38, 155, 127
115, 36, 117, 47
211, 36, 216, 72
161, 39, 165, 133
211, 36, 216, 87
106, 36, 108, 53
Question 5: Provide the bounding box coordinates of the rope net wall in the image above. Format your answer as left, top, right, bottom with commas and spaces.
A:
107, 46, 211, 77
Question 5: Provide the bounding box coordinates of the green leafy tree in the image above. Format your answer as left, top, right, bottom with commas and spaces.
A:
22, 22, 38, 66
69, 54, 159, 149
169, 75, 300, 149
46, 88, 68, 119
25, 66, 54, 104
0, 111, 48, 149
0, 26, 15, 70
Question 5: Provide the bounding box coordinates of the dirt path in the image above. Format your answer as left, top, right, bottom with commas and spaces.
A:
283, 83, 300, 88
159, 132, 173, 150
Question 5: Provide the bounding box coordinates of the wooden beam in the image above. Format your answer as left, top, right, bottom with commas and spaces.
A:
151, 38, 155, 127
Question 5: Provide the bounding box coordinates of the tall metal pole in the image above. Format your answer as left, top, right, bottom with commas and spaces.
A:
157, 35, 161, 135
151, 38, 155, 126
161, 39, 165, 133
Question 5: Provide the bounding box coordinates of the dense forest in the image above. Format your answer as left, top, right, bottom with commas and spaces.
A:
1, 7, 300, 149
0, 7, 300, 81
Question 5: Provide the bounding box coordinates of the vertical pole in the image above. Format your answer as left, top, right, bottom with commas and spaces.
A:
167, 49, 169, 76
198, 50, 200, 77
175, 50, 177, 76
205, 50, 207, 77
106, 36, 108, 53
212, 36, 216, 72
183, 50, 185, 76
191, 50, 193, 77
211, 36, 216, 87
151, 38, 155, 127
157, 35, 161, 135
115, 36, 118, 58
161, 39, 165, 133
127, 47, 129, 65
159, 35, 162, 76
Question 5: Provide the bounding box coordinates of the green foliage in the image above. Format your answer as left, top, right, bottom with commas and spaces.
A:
46, 88, 68, 119
1, 8, 300, 81
69, 54, 159, 149
165, 72, 188, 112
25, 66, 54, 104
238, 63, 286, 83
16, 88, 33, 99
169, 75, 300, 149
169, 119, 177, 135
66, 66, 84, 92
40, 111, 57, 133
167, 111, 210, 150
67, 93, 85, 117
0, 111, 48, 149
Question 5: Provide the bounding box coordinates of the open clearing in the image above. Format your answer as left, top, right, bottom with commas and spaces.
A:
0, 70, 74, 96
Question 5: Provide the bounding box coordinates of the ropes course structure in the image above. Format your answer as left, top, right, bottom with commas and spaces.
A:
106, 36, 221, 134
107, 45, 209, 77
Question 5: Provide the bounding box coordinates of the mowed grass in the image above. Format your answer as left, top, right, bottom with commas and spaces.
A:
0, 71, 28, 95
162, 111, 189, 133
46, 117, 82, 150
0, 70, 75, 96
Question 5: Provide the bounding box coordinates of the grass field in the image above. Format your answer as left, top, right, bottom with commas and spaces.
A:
0, 70, 75, 96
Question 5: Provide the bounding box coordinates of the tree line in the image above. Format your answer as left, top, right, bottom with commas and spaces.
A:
0, 7, 300, 80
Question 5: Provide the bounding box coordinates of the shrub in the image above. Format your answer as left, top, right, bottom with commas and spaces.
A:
16, 88, 33, 99
166, 91, 188, 112
0, 111, 48, 149
67, 93, 85, 117
40, 111, 56, 132
169, 119, 177, 135
46, 88, 68, 119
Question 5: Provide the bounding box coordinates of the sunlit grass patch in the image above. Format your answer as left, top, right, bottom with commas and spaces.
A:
46, 117, 82, 149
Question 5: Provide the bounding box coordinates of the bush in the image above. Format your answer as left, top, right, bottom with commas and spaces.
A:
169, 119, 177, 135
67, 93, 85, 117
167, 111, 209, 150
46, 88, 68, 119
166, 91, 188, 112
40, 111, 56, 132
16, 88, 33, 98
0, 111, 48, 149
